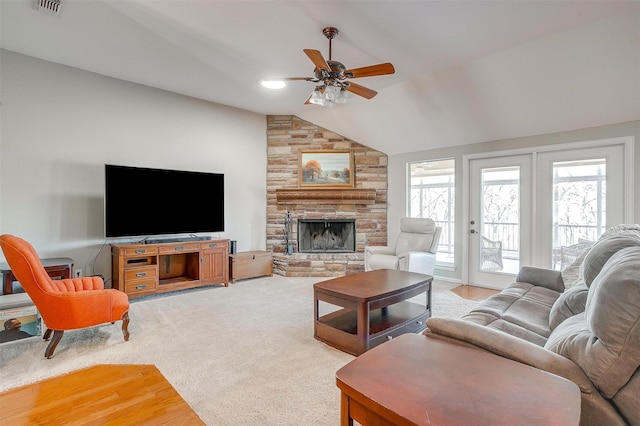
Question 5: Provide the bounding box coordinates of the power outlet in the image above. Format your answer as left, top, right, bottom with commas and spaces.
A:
74, 269, 82, 278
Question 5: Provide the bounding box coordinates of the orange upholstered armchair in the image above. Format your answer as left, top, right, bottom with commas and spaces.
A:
0, 234, 130, 358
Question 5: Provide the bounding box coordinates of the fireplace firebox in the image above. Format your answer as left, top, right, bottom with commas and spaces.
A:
297, 219, 356, 253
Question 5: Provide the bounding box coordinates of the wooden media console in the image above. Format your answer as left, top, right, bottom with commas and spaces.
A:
111, 239, 229, 298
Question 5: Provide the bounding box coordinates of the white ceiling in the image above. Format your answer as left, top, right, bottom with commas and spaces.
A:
2, 0, 639, 154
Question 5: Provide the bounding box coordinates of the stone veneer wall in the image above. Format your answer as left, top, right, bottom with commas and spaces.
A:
267, 115, 388, 277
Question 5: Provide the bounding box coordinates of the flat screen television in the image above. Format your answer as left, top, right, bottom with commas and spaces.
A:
105, 164, 224, 238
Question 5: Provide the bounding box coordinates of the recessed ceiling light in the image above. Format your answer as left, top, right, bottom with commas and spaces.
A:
261, 80, 286, 89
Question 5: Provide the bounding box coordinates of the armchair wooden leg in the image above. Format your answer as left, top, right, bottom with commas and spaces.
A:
121, 311, 130, 341
44, 330, 64, 359
43, 328, 52, 341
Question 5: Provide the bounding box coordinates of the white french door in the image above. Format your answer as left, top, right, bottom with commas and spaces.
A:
465, 140, 630, 289
468, 155, 532, 289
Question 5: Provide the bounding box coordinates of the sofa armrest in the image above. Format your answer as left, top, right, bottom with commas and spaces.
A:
364, 245, 395, 256
397, 251, 436, 275
364, 246, 397, 271
425, 317, 597, 394
516, 266, 565, 292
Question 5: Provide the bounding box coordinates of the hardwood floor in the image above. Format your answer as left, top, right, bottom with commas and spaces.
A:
451, 284, 499, 301
0, 364, 204, 425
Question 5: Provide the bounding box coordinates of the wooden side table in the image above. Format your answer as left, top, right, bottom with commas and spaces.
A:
336, 333, 581, 426
0, 257, 74, 295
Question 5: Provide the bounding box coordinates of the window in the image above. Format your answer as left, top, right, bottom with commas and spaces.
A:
552, 158, 606, 270
409, 159, 455, 264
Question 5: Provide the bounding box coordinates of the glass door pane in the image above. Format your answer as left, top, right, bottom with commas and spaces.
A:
551, 159, 605, 270
480, 166, 520, 273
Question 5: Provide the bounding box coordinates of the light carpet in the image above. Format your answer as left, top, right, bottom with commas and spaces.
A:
0, 275, 477, 425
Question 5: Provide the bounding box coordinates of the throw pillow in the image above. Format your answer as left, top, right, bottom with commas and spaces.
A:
548, 282, 588, 330
560, 244, 592, 289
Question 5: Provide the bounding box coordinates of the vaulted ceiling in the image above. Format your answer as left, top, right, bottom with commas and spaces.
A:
2, 1, 639, 154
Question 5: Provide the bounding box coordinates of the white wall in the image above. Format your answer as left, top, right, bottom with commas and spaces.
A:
300, 10, 640, 155
388, 120, 640, 282
0, 50, 267, 282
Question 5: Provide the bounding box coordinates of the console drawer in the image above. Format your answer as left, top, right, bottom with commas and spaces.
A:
124, 278, 158, 295
124, 266, 157, 281
158, 243, 200, 254
200, 241, 227, 250
123, 246, 158, 257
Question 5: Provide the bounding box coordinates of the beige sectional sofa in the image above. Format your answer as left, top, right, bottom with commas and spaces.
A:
426, 225, 640, 425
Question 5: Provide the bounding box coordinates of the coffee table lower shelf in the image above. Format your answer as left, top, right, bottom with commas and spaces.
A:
316, 302, 429, 356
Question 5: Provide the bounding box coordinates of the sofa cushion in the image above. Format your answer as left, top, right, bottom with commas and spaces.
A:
549, 282, 589, 330
463, 314, 549, 347
612, 368, 640, 426
545, 246, 640, 402
462, 282, 560, 345
582, 234, 640, 288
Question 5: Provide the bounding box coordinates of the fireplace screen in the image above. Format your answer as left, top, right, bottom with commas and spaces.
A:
297, 219, 356, 253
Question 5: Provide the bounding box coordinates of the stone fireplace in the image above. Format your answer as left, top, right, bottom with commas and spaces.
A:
298, 219, 356, 253
266, 115, 388, 277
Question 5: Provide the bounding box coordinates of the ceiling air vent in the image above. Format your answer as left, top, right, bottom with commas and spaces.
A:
35, 0, 61, 15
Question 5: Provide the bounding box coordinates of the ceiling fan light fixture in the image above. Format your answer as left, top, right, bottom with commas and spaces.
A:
335, 89, 349, 104
260, 79, 286, 89
309, 85, 346, 107
309, 86, 328, 106
324, 85, 341, 100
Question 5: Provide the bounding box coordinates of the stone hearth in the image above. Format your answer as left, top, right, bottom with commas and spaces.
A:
266, 115, 388, 277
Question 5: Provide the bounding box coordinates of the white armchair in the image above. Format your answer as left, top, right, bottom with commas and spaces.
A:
364, 217, 442, 276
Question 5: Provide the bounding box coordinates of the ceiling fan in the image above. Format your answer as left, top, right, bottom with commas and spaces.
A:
265, 27, 395, 107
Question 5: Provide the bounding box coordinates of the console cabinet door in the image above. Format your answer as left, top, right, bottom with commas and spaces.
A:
200, 242, 228, 285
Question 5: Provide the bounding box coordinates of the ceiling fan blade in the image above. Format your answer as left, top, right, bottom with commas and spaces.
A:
304, 49, 331, 72
279, 77, 316, 81
345, 63, 395, 78
345, 82, 378, 99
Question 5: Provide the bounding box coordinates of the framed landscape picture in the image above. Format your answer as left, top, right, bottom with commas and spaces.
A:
299, 150, 354, 187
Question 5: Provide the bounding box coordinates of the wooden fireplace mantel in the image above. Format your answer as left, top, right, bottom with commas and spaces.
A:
276, 188, 376, 205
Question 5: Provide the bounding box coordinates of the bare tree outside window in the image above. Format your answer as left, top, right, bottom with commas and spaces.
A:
409, 159, 455, 264
552, 159, 605, 269
481, 166, 520, 256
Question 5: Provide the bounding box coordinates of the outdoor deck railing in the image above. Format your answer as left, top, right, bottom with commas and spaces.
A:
434, 221, 601, 255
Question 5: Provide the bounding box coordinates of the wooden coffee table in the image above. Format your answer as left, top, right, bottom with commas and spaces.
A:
314, 269, 432, 356
336, 333, 581, 425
